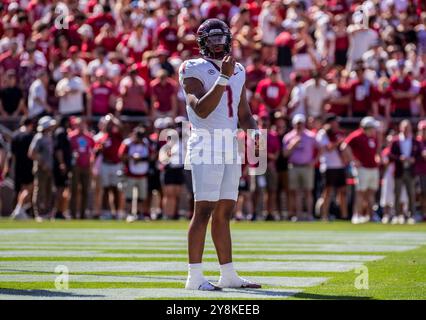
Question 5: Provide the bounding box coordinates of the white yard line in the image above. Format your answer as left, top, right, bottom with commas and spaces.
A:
0, 274, 328, 287
0, 260, 364, 273
0, 250, 385, 262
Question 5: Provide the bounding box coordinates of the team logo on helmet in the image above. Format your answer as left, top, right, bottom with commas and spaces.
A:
196, 19, 232, 60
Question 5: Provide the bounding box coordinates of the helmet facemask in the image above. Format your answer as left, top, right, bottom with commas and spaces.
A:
198, 29, 231, 60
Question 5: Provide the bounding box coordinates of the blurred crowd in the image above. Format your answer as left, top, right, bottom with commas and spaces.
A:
0, 0, 425, 223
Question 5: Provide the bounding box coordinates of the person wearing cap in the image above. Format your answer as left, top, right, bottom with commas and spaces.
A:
150, 69, 178, 118
283, 114, 318, 221
68, 118, 95, 219
0, 69, 25, 118
255, 66, 288, 117
118, 126, 151, 221
341, 116, 381, 224
416, 120, 426, 220
28, 116, 57, 222
27, 70, 51, 119
87, 68, 117, 117
315, 114, 348, 221
55, 64, 85, 116
389, 120, 423, 224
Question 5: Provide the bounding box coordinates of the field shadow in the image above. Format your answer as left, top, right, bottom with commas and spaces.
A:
0, 288, 104, 298
293, 292, 373, 300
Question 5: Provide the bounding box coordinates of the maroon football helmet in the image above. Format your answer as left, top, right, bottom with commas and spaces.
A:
196, 19, 232, 60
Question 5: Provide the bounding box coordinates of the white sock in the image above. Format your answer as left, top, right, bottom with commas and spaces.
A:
219, 262, 238, 279
188, 263, 204, 281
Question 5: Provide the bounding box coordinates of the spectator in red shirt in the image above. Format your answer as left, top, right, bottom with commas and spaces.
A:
117, 67, 149, 116
325, 69, 350, 117
206, 0, 232, 24
86, 4, 116, 36
87, 68, 117, 117
177, 13, 199, 57
389, 67, 415, 117
69, 117, 95, 219
255, 67, 287, 116
348, 65, 374, 117
342, 117, 381, 224
156, 12, 179, 56
96, 115, 124, 219
373, 77, 391, 121
150, 69, 178, 118
77, 24, 95, 62
0, 40, 20, 86
94, 24, 119, 53
245, 54, 266, 92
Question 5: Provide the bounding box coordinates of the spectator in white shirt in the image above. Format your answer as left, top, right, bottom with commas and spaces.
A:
28, 70, 51, 119
316, 114, 348, 220
55, 65, 85, 116
62, 46, 87, 77
346, 18, 378, 71
303, 72, 329, 118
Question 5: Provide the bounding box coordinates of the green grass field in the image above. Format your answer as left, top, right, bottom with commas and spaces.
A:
0, 219, 425, 300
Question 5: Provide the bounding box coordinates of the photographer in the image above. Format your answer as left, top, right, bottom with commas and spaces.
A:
118, 126, 151, 221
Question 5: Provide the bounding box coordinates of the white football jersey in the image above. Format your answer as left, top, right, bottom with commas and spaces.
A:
178, 57, 245, 154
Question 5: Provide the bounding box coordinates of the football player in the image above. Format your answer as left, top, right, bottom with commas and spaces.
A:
179, 19, 262, 290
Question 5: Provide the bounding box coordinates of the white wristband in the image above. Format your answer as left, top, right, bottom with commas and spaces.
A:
215, 74, 229, 86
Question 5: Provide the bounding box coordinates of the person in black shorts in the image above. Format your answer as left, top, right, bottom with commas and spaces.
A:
160, 117, 185, 220
10, 118, 35, 219
53, 116, 72, 219
316, 114, 348, 220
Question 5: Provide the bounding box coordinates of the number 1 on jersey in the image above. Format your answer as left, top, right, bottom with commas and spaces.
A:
226, 85, 233, 118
